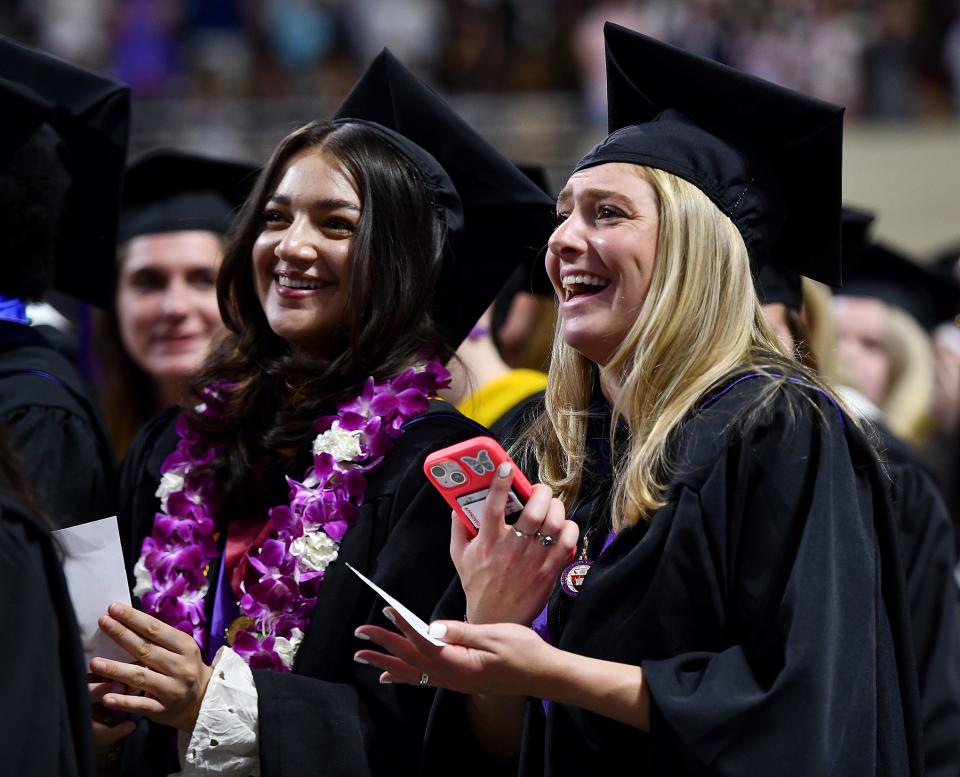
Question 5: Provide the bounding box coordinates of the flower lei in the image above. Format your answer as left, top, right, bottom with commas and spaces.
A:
133, 359, 450, 672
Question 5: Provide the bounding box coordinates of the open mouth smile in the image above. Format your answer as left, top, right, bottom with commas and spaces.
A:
561, 272, 611, 302
273, 271, 336, 297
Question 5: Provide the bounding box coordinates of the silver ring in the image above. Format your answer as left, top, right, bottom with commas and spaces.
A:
537, 533, 556, 546
513, 528, 536, 538
418, 672, 429, 687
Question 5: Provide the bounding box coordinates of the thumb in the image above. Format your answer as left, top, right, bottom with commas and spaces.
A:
428, 619, 486, 648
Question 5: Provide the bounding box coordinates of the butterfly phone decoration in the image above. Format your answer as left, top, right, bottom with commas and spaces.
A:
424, 436, 533, 537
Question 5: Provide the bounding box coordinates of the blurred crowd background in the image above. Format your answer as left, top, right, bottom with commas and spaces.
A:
6, 0, 960, 114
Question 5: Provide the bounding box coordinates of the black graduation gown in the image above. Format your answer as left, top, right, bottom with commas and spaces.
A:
874, 425, 960, 777
489, 389, 545, 443
0, 321, 115, 527
424, 376, 923, 777
0, 495, 95, 777
116, 400, 485, 777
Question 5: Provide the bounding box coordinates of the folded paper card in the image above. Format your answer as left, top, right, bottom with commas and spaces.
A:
52, 516, 133, 665
345, 562, 446, 647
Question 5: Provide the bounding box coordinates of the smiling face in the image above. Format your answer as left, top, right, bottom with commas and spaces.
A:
547, 162, 660, 366
252, 148, 359, 354
116, 230, 225, 383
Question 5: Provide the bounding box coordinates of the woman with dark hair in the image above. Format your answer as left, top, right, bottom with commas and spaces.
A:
354, 26, 923, 777
90, 52, 554, 777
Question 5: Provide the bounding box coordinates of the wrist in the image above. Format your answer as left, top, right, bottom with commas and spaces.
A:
526, 641, 573, 702
181, 662, 214, 732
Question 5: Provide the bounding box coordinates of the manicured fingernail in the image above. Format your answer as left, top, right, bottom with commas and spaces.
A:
379, 675, 393, 684
497, 463, 512, 478
91, 659, 105, 672
382, 608, 396, 625
354, 629, 370, 641
353, 654, 369, 665
108, 602, 124, 617
428, 622, 448, 639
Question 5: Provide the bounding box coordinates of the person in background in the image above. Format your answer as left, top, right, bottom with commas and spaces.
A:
444, 167, 555, 441
356, 24, 922, 777
92, 51, 555, 777
0, 36, 126, 528
761, 256, 960, 777
833, 240, 955, 449
443, 304, 549, 441
94, 150, 258, 459
0, 422, 104, 777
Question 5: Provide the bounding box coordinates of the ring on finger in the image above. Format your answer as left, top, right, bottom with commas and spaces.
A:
535, 532, 556, 546
512, 527, 537, 538
419, 672, 430, 687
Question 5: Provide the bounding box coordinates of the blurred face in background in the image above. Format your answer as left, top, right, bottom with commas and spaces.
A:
832, 295, 890, 406
116, 230, 226, 384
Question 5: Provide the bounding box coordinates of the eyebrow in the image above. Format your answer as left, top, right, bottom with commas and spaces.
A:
267, 194, 360, 211
556, 187, 636, 208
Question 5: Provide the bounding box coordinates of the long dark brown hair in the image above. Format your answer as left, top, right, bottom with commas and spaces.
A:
188, 120, 451, 520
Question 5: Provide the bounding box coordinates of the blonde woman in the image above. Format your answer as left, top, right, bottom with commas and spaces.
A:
354, 25, 921, 777
833, 293, 936, 447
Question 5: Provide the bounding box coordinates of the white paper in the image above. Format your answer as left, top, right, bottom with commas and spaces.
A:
52, 516, 133, 665
345, 563, 446, 646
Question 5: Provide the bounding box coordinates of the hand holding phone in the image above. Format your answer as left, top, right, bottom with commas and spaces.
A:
423, 436, 533, 537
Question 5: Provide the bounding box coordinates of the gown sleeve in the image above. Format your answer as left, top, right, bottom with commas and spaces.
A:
641, 393, 918, 776
0, 498, 95, 777
2, 403, 115, 528
887, 453, 960, 777
251, 411, 483, 777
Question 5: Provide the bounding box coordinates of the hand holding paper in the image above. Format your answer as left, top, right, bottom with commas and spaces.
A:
345, 562, 446, 646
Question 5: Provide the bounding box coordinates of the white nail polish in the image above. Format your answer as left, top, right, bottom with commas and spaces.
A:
354, 655, 369, 665
382, 608, 397, 625
497, 462, 512, 478
354, 630, 370, 641
428, 622, 448, 639
379, 676, 393, 684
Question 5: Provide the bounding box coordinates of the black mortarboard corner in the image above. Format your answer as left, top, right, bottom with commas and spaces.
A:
574, 23, 845, 286
0, 35, 129, 308
120, 150, 260, 243
840, 241, 960, 332
756, 265, 802, 311
758, 206, 877, 310
333, 49, 557, 349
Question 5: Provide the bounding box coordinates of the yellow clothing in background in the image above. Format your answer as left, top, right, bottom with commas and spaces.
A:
456, 369, 548, 429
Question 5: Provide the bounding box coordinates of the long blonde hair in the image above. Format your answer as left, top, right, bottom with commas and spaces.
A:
522, 167, 827, 531
881, 305, 935, 446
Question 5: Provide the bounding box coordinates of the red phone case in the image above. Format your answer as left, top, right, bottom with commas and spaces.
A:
424, 436, 533, 537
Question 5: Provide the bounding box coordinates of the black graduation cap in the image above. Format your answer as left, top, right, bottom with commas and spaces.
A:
120, 150, 260, 243
332, 49, 556, 348
839, 242, 960, 331
840, 206, 876, 269
574, 23, 845, 286
0, 35, 129, 308
0, 77, 53, 167
756, 265, 803, 311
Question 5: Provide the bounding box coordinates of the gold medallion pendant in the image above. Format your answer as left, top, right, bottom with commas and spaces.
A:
225, 615, 256, 646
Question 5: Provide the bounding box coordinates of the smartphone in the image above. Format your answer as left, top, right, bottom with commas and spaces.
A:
424, 436, 533, 537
